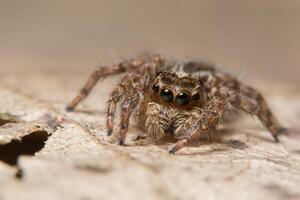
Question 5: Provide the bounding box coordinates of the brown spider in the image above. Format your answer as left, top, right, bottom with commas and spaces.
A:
66, 54, 284, 154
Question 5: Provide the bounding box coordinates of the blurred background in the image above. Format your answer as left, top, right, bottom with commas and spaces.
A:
0, 0, 299, 84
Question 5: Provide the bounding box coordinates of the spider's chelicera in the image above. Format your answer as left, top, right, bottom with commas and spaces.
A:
66, 54, 284, 154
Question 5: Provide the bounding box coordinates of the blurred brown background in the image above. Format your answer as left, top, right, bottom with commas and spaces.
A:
0, 0, 299, 84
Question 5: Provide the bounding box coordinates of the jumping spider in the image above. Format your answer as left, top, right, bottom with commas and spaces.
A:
66, 54, 284, 154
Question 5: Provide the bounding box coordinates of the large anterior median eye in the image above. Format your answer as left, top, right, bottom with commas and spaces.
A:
160, 89, 174, 103
176, 92, 190, 106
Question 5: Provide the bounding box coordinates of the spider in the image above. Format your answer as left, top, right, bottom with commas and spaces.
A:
66, 54, 284, 154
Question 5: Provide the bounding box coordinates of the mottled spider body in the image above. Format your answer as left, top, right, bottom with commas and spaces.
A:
66, 54, 283, 153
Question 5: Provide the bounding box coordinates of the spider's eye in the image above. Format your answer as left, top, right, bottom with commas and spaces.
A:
152, 84, 160, 92
160, 89, 174, 103
175, 92, 190, 106
192, 93, 200, 101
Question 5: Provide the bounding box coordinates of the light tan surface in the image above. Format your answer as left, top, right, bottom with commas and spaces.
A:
0, 1, 300, 200
0, 72, 300, 200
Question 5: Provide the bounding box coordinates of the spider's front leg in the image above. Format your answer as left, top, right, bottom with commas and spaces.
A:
169, 96, 226, 154
107, 74, 150, 145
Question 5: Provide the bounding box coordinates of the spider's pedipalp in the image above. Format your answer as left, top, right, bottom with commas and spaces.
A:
145, 102, 169, 142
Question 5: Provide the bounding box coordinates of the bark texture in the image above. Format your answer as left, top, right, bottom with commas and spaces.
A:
0, 72, 300, 200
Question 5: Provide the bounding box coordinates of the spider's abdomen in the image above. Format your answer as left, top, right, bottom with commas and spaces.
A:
166, 60, 216, 79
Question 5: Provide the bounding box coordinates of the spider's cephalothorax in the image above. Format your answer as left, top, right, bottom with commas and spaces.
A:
66, 54, 284, 153
150, 72, 203, 109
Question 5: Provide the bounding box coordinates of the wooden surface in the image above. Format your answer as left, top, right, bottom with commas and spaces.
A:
0, 71, 300, 200
1, 1, 300, 199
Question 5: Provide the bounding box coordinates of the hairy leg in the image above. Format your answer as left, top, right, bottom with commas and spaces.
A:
169, 96, 225, 153
106, 74, 150, 144
66, 54, 164, 111
228, 84, 283, 141
173, 108, 218, 142
207, 72, 283, 142
106, 79, 126, 136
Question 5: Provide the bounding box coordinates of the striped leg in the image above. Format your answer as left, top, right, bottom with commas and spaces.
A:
169, 96, 225, 153
66, 54, 164, 111
228, 85, 283, 142
107, 74, 150, 144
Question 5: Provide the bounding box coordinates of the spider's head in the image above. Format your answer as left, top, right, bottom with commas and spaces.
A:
151, 72, 202, 109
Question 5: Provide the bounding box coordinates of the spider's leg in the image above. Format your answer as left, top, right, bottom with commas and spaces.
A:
228, 85, 283, 142
66, 60, 142, 111
106, 79, 127, 136
118, 102, 132, 145
111, 74, 150, 144
66, 54, 164, 111
169, 96, 225, 154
